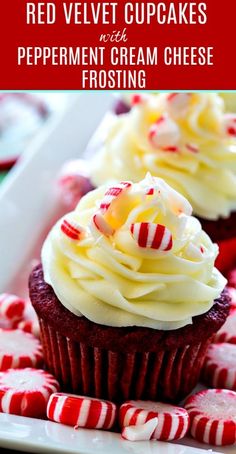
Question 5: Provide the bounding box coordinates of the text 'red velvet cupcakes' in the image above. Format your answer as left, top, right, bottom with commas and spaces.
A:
29, 175, 229, 402
90, 93, 236, 272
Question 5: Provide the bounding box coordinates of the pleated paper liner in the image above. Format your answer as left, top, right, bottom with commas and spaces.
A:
39, 318, 211, 403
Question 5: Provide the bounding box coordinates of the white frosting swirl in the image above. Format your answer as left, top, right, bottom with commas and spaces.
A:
91, 93, 236, 220
42, 175, 226, 330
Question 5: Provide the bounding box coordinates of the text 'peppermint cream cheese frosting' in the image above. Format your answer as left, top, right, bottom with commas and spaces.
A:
90, 93, 236, 220
42, 175, 226, 330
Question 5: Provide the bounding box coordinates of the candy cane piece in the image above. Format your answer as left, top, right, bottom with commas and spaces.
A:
61, 218, 86, 241
148, 115, 180, 148
166, 93, 191, 116
100, 182, 132, 214
122, 417, 158, 441
130, 222, 173, 251
92, 213, 114, 237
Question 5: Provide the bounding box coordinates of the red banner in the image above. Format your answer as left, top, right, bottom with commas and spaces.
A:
0, 0, 235, 90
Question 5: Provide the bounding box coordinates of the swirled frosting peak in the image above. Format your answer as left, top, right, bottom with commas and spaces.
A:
90, 93, 236, 220
42, 175, 226, 330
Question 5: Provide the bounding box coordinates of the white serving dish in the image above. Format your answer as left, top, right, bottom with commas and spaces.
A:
0, 92, 234, 454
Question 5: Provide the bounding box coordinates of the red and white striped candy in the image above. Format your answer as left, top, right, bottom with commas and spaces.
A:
92, 213, 114, 237
228, 269, 236, 289
0, 329, 43, 371
166, 93, 191, 116
122, 418, 158, 441
0, 368, 59, 418
148, 115, 180, 149
185, 389, 236, 446
130, 222, 173, 251
119, 401, 189, 441
100, 182, 132, 214
202, 343, 236, 390
0, 293, 26, 322
213, 308, 236, 344
61, 218, 86, 241
224, 114, 236, 137
47, 393, 117, 430
16, 319, 40, 338
13, 300, 40, 337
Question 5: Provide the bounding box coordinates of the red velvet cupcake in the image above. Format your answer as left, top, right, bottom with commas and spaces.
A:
29, 175, 229, 402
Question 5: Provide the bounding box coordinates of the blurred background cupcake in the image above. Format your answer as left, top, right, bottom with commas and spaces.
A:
112, 93, 156, 115
113, 92, 236, 116
89, 93, 236, 273
30, 175, 229, 403
220, 93, 236, 113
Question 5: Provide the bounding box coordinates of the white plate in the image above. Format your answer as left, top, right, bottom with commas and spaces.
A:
0, 92, 234, 454
0, 413, 225, 454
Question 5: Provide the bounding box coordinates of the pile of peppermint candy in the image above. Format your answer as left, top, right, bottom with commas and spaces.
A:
0, 277, 236, 447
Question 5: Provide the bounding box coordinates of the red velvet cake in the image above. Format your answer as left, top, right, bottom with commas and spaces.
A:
29, 176, 229, 403
29, 264, 229, 402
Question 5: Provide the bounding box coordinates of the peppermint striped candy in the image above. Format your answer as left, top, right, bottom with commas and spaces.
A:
0, 293, 26, 321
166, 93, 191, 116
130, 222, 173, 251
13, 300, 40, 338
0, 368, 59, 418
185, 389, 236, 446
61, 218, 85, 241
92, 213, 114, 237
100, 182, 132, 213
47, 393, 117, 430
202, 343, 236, 390
16, 319, 40, 338
119, 400, 189, 441
148, 115, 180, 149
224, 114, 236, 136
0, 329, 43, 371
213, 308, 236, 344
